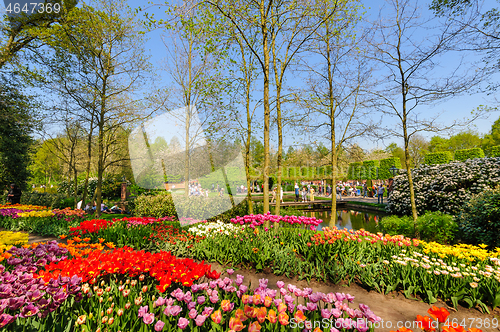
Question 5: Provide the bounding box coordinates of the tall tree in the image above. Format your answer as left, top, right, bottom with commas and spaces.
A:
301, 0, 373, 224
40, 0, 156, 216
0, 0, 78, 69
368, 0, 483, 225
0, 76, 36, 191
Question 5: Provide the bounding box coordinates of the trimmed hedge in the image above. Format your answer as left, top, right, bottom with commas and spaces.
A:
362, 160, 380, 180
491, 146, 500, 158
424, 151, 453, 165
379, 157, 402, 180
454, 148, 485, 161
347, 162, 363, 180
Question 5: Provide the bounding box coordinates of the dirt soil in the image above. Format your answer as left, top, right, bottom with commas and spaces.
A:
22, 233, 500, 332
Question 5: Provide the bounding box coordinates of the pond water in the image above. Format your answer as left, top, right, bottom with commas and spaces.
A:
302, 209, 387, 232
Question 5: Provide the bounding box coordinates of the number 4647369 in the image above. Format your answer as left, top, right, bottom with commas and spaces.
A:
5, 2, 61, 14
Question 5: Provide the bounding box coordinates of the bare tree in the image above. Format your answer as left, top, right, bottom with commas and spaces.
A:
368, 0, 484, 225
300, 1, 375, 226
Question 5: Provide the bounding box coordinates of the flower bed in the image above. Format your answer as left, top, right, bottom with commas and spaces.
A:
231, 212, 322, 230
0, 204, 84, 237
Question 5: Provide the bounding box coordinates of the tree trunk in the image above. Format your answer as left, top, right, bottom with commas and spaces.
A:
261, 0, 271, 222
82, 114, 95, 208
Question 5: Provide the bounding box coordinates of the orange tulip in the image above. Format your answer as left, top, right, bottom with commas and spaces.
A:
248, 321, 262, 332
467, 329, 483, 332
277, 303, 287, 313
221, 300, 232, 312
242, 295, 250, 304
229, 317, 245, 331
278, 312, 289, 326
416, 315, 436, 332
427, 306, 450, 323
294, 310, 306, 324
267, 309, 277, 324
256, 307, 267, 324
313, 328, 323, 332
244, 305, 256, 318
442, 326, 465, 332
263, 296, 272, 307
211, 310, 222, 324
234, 309, 248, 322
253, 294, 262, 305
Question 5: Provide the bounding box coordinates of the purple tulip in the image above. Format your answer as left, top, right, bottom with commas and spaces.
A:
0, 313, 18, 328
195, 314, 207, 326
169, 305, 182, 316
189, 308, 197, 319
197, 296, 205, 305
20, 303, 40, 318
177, 317, 189, 329
138, 305, 149, 318
154, 320, 165, 331
143, 312, 155, 325
276, 281, 285, 289
202, 307, 213, 316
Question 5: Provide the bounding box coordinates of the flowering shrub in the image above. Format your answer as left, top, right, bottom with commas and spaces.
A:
69, 218, 115, 236
188, 220, 241, 237
0, 231, 29, 246
387, 157, 500, 215
231, 211, 322, 230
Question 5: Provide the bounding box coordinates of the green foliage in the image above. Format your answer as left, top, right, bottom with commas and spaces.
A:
424, 151, 453, 165
134, 192, 177, 218
0, 215, 82, 237
379, 157, 401, 180
380, 211, 456, 243
429, 131, 483, 153
457, 186, 500, 249
0, 77, 36, 191
454, 148, 485, 161
20, 192, 75, 209
490, 146, 500, 157
361, 160, 380, 180
347, 162, 362, 180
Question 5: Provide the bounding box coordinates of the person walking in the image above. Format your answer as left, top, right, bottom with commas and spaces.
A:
271, 188, 276, 203
294, 183, 299, 202
302, 187, 307, 202
377, 184, 385, 204
363, 182, 367, 198
280, 186, 284, 203
310, 187, 315, 201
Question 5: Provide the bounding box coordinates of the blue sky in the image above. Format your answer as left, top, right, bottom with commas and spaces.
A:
135, 0, 499, 152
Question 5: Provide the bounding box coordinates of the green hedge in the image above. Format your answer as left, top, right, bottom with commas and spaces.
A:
424, 151, 453, 165
134, 192, 177, 218
491, 146, 500, 158
362, 160, 380, 180
347, 162, 363, 180
454, 148, 485, 161
379, 157, 402, 180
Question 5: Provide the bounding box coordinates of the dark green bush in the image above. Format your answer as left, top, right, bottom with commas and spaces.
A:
424, 151, 453, 165
457, 186, 500, 248
454, 148, 485, 161
134, 192, 177, 218
380, 211, 457, 243
347, 162, 363, 180
379, 215, 415, 237
21, 192, 75, 209
417, 211, 457, 244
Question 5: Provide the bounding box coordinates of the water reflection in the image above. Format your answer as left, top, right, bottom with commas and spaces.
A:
303, 209, 385, 232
